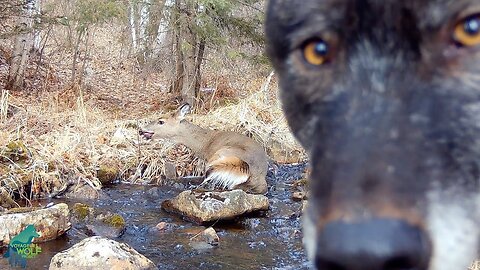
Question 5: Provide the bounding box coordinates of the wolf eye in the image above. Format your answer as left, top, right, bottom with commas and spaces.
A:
303, 39, 330, 66
158, 120, 165, 125
454, 14, 480, 47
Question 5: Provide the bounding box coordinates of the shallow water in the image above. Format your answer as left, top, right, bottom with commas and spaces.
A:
0, 163, 312, 269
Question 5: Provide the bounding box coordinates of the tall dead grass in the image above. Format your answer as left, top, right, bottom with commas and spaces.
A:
0, 73, 304, 206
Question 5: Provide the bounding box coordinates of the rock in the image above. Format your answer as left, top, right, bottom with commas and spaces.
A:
49, 236, 156, 270
164, 162, 177, 179
161, 190, 269, 224
188, 227, 219, 250
148, 222, 176, 234
72, 203, 95, 221
0, 203, 71, 245
146, 187, 160, 198
2, 140, 30, 163
201, 227, 219, 246
97, 164, 119, 184
155, 222, 172, 231
65, 183, 101, 200
71, 203, 126, 238
90, 213, 126, 238
292, 191, 307, 201
172, 182, 185, 190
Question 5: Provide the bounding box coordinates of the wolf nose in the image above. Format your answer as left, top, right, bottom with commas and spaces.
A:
315, 218, 431, 270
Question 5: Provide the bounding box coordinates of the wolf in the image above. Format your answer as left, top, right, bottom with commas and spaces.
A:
265, 1, 480, 269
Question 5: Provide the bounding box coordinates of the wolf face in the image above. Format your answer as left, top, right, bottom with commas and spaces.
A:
266, 1, 480, 269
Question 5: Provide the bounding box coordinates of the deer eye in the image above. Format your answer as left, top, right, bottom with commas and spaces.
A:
453, 14, 480, 47
158, 120, 165, 125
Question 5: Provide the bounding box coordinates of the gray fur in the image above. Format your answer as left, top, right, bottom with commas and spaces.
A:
266, 0, 480, 269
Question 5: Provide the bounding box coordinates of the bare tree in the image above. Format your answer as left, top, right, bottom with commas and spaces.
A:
6, 0, 36, 91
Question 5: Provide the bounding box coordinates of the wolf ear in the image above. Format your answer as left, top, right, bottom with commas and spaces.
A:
176, 103, 191, 120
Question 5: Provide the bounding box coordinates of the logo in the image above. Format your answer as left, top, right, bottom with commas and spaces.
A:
3, 225, 42, 268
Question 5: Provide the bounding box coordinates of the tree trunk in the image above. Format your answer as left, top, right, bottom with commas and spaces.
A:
171, 0, 183, 95
33, 0, 42, 51
138, 0, 150, 63
153, 0, 174, 53
193, 38, 206, 99
78, 30, 92, 86
170, 0, 205, 107
180, 30, 198, 106
128, 1, 138, 52
6, 0, 35, 91
70, 30, 83, 84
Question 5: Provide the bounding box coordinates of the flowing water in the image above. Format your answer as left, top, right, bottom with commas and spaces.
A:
0, 163, 312, 269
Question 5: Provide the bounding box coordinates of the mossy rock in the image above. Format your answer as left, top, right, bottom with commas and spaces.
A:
102, 214, 125, 228
72, 203, 94, 220
2, 140, 30, 163
97, 165, 119, 184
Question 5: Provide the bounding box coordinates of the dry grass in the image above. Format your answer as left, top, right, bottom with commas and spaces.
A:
0, 73, 304, 205
192, 72, 305, 163
0, 19, 305, 206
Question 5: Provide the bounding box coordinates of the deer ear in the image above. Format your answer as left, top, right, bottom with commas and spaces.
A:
177, 103, 191, 120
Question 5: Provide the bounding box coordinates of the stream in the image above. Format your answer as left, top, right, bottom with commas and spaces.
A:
0, 163, 312, 269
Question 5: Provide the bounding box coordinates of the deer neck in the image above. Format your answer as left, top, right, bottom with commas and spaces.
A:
171, 121, 213, 157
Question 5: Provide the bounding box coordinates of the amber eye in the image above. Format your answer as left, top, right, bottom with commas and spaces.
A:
454, 14, 480, 47
303, 39, 330, 66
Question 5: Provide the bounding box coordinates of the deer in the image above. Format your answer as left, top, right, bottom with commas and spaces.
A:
139, 103, 268, 194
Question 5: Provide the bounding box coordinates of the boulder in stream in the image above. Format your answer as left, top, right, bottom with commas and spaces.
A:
49, 236, 156, 270
0, 203, 71, 245
71, 203, 126, 238
161, 189, 269, 224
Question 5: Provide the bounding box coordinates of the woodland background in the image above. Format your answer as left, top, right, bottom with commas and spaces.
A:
0, 0, 303, 205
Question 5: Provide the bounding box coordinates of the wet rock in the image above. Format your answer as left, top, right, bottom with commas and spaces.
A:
72, 203, 95, 221
161, 190, 269, 224
0, 203, 71, 245
189, 227, 219, 250
49, 236, 156, 270
164, 161, 177, 179
87, 213, 126, 238
292, 191, 307, 202
71, 203, 126, 238
146, 187, 160, 198
154, 222, 174, 232
97, 164, 119, 184
201, 227, 219, 246
65, 183, 101, 200
172, 182, 185, 190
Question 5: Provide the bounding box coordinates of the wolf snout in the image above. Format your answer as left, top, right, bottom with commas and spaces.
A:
315, 218, 431, 270
139, 130, 154, 140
